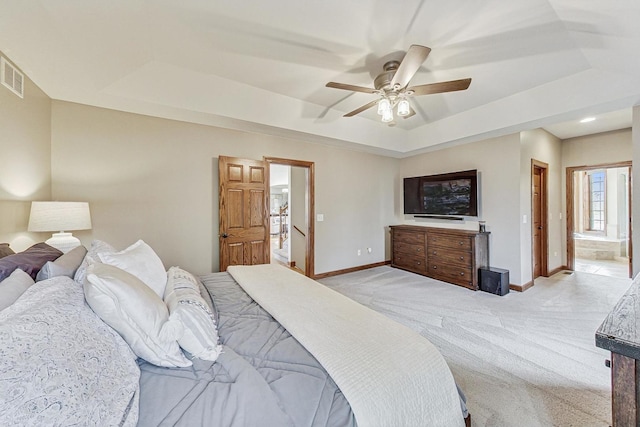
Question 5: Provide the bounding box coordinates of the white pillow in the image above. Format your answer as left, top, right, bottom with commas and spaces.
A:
165, 266, 222, 361
84, 262, 191, 368
98, 240, 167, 298
74, 239, 116, 284
0, 269, 34, 311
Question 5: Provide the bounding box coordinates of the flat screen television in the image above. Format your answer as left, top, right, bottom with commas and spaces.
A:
403, 170, 478, 217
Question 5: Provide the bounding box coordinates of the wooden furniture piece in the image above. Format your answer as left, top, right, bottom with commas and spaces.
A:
596, 279, 640, 427
390, 225, 490, 290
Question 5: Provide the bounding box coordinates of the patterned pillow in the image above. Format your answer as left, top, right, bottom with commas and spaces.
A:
164, 266, 222, 361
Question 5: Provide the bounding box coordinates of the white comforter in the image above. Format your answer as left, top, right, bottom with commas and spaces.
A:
0, 277, 140, 426
228, 264, 465, 427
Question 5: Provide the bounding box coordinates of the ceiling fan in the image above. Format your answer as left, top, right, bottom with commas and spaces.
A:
326, 45, 471, 125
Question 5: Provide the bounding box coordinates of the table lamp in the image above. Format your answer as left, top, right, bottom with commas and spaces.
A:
28, 201, 92, 253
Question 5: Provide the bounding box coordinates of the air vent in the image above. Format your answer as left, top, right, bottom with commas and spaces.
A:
1, 57, 24, 98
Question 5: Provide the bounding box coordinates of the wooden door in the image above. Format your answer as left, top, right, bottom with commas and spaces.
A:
219, 156, 270, 271
532, 161, 548, 279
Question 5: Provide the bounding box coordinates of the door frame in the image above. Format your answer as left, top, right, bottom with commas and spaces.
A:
531, 159, 549, 282
264, 157, 315, 278
565, 161, 633, 277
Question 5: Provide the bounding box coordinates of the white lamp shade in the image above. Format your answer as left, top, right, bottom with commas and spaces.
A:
377, 98, 391, 115
28, 202, 92, 253
28, 202, 92, 232
381, 108, 394, 123
397, 99, 411, 116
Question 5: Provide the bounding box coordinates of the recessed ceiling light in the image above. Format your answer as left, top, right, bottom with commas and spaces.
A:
580, 117, 596, 123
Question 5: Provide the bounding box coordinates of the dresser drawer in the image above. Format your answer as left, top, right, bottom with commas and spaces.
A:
428, 248, 472, 268
394, 253, 427, 272
394, 230, 425, 246
428, 234, 472, 251
394, 241, 425, 256
429, 264, 474, 288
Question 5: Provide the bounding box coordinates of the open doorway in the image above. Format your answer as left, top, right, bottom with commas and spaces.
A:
265, 157, 315, 277
566, 162, 632, 279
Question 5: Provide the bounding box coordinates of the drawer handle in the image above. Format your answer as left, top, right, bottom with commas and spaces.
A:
416, 262, 421, 265
459, 256, 464, 261
433, 251, 437, 255
458, 241, 464, 246
416, 248, 422, 252
460, 272, 465, 276
432, 266, 437, 270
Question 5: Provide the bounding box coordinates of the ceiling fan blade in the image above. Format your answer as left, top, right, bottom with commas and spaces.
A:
408, 78, 472, 96
390, 44, 431, 89
326, 82, 377, 94
344, 99, 378, 117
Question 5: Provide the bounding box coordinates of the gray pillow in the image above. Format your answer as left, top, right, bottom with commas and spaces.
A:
36, 245, 88, 282
0, 243, 14, 259
0, 268, 34, 311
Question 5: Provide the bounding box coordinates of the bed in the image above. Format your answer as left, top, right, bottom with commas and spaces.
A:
0, 240, 469, 426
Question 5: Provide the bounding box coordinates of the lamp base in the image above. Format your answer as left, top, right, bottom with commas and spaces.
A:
45, 232, 81, 254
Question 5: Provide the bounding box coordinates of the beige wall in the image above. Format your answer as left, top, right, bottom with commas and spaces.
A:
399, 133, 523, 283
562, 129, 632, 168
1, 55, 634, 284
519, 129, 563, 283
51, 101, 398, 275
0, 51, 52, 251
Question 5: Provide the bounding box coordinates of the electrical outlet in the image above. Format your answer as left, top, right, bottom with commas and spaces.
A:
357, 249, 361, 256
367, 247, 372, 254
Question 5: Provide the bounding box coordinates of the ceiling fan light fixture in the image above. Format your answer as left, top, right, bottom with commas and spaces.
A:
325, 45, 471, 123
377, 98, 391, 115
397, 98, 411, 117
381, 108, 394, 123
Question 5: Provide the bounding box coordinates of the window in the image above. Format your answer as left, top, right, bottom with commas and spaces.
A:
588, 171, 605, 231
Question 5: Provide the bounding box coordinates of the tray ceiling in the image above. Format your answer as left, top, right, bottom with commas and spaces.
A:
1, 0, 638, 157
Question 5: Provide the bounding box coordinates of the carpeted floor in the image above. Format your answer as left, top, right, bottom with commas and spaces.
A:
319, 266, 631, 427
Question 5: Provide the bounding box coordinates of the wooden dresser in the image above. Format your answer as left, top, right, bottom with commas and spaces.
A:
596, 279, 640, 426
390, 225, 489, 290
